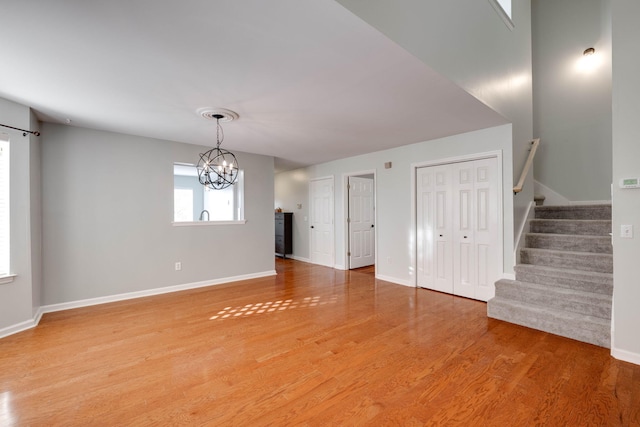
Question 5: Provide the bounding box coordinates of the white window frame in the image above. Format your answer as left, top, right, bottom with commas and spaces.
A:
0, 133, 15, 284
488, 0, 514, 30
172, 164, 246, 226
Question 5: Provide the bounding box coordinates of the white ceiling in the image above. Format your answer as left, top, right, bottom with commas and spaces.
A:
0, 0, 507, 172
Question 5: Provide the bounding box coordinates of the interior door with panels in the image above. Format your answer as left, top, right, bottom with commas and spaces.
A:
417, 164, 453, 294
348, 176, 375, 269
417, 156, 499, 301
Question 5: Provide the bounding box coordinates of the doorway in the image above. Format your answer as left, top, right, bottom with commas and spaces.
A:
346, 172, 376, 270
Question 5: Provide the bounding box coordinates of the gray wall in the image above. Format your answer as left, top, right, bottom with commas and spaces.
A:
276, 125, 514, 283
0, 97, 41, 332
335, 0, 534, 238
611, 0, 640, 362
41, 123, 274, 305
532, 0, 612, 201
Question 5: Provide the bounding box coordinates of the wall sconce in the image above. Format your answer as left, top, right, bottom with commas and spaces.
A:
583, 47, 595, 56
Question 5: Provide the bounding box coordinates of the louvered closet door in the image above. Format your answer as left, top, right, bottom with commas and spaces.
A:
417, 157, 499, 301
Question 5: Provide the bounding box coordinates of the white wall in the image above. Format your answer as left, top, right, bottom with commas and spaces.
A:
276, 125, 513, 284
0, 97, 41, 334
335, 0, 533, 237
611, 0, 640, 364
41, 124, 274, 305
30, 110, 43, 315
532, 0, 612, 201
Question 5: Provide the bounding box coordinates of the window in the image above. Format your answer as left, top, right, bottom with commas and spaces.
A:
0, 134, 10, 278
489, 0, 514, 30
173, 163, 245, 224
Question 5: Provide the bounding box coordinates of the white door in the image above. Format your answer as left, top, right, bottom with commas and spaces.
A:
469, 157, 498, 301
417, 157, 499, 301
416, 165, 453, 293
310, 177, 334, 267
348, 176, 375, 269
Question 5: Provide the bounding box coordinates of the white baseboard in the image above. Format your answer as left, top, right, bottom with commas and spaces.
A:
568, 200, 611, 205
334, 264, 346, 271
514, 201, 535, 265
0, 270, 276, 340
534, 180, 570, 206
375, 274, 414, 287
611, 347, 640, 366
42, 270, 277, 314
535, 180, 610, 206
289, 255, 311, 263
0, 317, 40, 340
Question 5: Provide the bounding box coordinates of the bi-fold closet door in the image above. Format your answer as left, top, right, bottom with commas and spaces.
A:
416, 157, 499, 302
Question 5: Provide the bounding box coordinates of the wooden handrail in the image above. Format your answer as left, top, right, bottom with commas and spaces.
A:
513, 138, 540, 194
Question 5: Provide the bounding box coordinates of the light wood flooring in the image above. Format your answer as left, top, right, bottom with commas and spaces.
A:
1, 259, 638, 426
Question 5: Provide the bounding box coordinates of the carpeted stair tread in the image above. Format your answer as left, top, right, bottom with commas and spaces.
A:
535, 204, 611, 220
490, 203, 613, 348
514, 264, 612, 295
525, 233, 612, 254
520, 248, 613, 273
495, 279, 611, 319
530, 219, 611, 236
487, 297, 610, 348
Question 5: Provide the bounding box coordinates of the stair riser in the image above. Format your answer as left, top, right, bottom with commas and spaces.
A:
487, 299, 610, 348
535, 205, 611, 220
521, 250, 613, 273
514, 268, 612, 295
525, 234, 612, 254
530, 220, 611, 236
495, 283, 611, 319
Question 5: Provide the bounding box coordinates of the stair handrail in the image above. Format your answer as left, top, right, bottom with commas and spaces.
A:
513, 138, 540, 194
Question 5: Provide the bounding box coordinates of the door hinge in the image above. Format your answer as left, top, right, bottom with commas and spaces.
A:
347, 184, 351, 190
347, 217, 350, 223
347, 251, 351, 256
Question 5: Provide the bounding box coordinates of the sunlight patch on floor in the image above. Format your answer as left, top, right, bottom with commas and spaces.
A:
209, 295, 338, 320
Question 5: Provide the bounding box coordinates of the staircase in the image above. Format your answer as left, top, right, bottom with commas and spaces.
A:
488, 204, 613, 348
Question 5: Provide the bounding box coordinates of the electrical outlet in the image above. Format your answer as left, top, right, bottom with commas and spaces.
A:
621, 225, 633, 239
175, 262, 182, 271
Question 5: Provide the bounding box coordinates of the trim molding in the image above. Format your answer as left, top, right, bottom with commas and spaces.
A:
611, 347, 640, 366
514, 201, 535, 264
376, 274, 414, 288
289, 255, 311, 263
0, 317, 40, 340
42, 270, 277, 314
0, 270, 276, 339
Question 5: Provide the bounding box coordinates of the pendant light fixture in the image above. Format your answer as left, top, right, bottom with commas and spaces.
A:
196, 108, 239, 190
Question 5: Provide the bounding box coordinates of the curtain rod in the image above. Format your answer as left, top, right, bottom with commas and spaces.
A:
0, 123, 41, 137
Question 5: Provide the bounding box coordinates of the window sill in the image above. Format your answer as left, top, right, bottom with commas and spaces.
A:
172, 220, 247, 227
0, 274, 17, 285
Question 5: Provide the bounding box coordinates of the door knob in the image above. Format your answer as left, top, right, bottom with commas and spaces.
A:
464, 236, 468, 239
311, 225, 314, 229
439, 234, 443, 237
371, 224, 375, 228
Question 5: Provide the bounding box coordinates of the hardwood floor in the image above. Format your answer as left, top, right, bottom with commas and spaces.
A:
1, 259, 639, 426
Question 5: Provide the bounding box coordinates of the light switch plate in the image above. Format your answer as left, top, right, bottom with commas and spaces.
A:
621, 225, 633, 238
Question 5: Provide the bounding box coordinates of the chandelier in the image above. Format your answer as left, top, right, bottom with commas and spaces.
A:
197, 111, 239, 190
